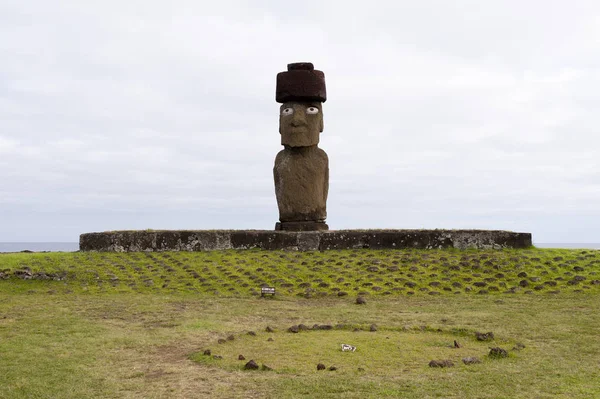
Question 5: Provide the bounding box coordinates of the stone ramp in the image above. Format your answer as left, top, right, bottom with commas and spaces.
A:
79, 229, 532, 252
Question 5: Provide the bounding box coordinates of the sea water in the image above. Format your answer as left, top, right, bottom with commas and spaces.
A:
0, 242, 79, 253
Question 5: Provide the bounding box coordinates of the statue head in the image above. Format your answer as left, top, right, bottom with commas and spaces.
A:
279, 101, 323, 147
276, 62, 326, 147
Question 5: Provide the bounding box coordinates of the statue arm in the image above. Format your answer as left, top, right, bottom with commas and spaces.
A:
274, 150, 284, 197
323, 151, 329, 204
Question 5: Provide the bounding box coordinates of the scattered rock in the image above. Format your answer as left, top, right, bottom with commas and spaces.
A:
261, 364, 273, 371
217, 339, 226, 344
356, 297, 367, 305
489, 347, 509, 358
267, 337, 274, 342
317, 363, 326, 370
213, 355, 222, 359
328, 366, 337, 371
462, 357, 481, 365
227, 334, 235, 341
14, 269, 32, 280
203, 349, 211, 356
316, 324, 333, 330
429, 359, 454, 368
298, 324, 310, 331
244, 360, 259, 370
288, 325, 299, 333
358, 367, 365, 372
475, 331, 494, 341
238, 355, 246, 360
453, 340, 462, 348
370, 324, 378, 332
247, 331, 257, 336
266, 326, 274, 333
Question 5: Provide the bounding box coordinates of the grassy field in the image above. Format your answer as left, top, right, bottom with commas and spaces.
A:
1, 248, 599, 398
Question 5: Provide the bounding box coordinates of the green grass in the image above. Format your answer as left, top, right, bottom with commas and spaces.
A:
1, 248, 600, 398
1, 248, 599, 296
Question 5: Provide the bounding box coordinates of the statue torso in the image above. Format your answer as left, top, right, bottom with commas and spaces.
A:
274, 146, 328, 222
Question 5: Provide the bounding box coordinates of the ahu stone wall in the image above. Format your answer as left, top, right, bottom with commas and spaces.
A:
79, 229, 532, 252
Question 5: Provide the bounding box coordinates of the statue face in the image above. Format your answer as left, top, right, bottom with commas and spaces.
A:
279, 102, 323, 147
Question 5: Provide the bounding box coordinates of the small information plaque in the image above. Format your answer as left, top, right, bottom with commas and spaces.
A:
261, 287, 276, 297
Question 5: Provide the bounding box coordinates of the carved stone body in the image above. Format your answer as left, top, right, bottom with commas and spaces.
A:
274, 146, 328, 224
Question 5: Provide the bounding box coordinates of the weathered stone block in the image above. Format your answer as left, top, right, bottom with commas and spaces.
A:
79, 229, 532, 252
230, 231, 297, 250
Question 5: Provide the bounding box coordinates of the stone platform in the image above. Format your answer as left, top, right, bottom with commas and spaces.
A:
79, 229, 532, 252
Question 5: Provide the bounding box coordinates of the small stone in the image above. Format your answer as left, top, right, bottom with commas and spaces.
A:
357, 367, 365, 372
261, 364, 273, 371
429, 359, 454, 368
462, 357, 481, 365
298, 324, 310, 331
328, 366, 337, 371
489, 347, 509, 358
356, 296, 367, 305
317, 363, 326, 370
203, 349, 211, 356
213, 355, 222, 360
227, 334, 235, 341
475, 331, 494, 341
238, 355, 246, 360
288, 325, 299, 333
266, 326, 274, 333
217, 339, 226, 344
244, 360, 259, 370
267, 337, 274, 342
453, 340, 462, 348
370, 324, 377, 332
247, 331, 257, 336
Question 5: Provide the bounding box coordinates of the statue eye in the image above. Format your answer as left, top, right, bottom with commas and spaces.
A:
306, 107, 319, 114
281, 108, 293, 116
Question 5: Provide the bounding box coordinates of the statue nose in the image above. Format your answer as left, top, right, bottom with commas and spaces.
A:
291, 111, 307, 127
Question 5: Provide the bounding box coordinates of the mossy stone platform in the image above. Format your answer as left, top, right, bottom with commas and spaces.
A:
79, 229, 532, 252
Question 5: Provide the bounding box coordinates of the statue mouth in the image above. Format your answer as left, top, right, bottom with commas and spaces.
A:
290, 127, 308, 133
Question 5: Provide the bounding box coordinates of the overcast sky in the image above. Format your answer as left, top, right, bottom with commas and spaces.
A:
1, 0, 599, 243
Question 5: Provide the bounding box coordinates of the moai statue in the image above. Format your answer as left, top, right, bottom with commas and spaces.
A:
274, 62, 329, 231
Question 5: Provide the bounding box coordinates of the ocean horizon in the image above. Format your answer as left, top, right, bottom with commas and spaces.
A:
0, 242, 599, 253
